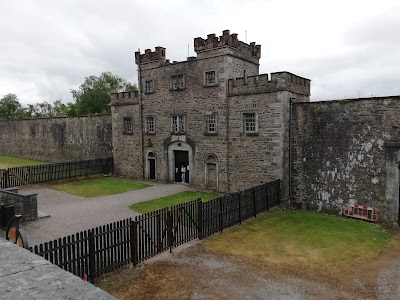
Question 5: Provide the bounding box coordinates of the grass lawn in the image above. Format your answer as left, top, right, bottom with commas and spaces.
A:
0, 155, 48, 169
50, 177, 151, 197
205, 210, 391, 269
130, 191, 216, 213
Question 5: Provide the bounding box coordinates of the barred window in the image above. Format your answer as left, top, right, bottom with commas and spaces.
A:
205, 113, 217, 134
170, 75, 185, 90
205, 71, 216, 86
123, 117, 133, 134
242, 112, 258, 134
146, 116, 155, 133
172, 115, 185, 134
145, 80, 154, 93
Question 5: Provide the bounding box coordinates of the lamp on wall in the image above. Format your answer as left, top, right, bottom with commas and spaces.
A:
147, 138, 153, 147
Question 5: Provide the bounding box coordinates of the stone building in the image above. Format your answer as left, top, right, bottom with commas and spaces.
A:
111, 30, 310, 196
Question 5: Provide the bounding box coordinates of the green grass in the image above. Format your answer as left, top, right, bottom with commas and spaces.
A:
130, 191, 216, 213
0, 155, 48, 169
50, 177, 151, 197
205, 210, 391, 269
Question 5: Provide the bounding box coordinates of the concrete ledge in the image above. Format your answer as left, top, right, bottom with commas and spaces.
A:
0, 238, 115, 300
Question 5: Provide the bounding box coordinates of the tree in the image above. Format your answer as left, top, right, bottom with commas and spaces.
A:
71, 72, 136, 115
0, 93, 22, 119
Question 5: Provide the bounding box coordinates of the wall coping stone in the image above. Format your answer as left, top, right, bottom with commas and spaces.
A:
0, 238, 116, 300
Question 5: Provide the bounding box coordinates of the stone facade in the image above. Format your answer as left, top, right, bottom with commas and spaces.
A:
0, 188, 38, 221
0, 115, 112, 162
291, 97, 400, 222
111, 30, 310, 194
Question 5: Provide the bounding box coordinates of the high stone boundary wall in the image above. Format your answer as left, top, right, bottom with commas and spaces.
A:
0, 115, 112, 162
291, 96, 400, 222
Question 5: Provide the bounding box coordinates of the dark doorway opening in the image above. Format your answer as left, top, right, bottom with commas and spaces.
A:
149, 159, 155, 180
174, 150, 189, 183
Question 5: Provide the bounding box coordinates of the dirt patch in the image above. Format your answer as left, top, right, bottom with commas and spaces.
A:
96, 238, 400, 299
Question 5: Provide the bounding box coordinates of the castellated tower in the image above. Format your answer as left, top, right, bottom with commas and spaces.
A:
112, 30, 311, 197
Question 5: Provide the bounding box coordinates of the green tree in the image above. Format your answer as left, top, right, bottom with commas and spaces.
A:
0, 93, 22, 119
71, 71, 136, 115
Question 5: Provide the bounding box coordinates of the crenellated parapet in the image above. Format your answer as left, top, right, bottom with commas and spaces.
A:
194, 30, 261, 62
228, 72, 311, 97
135, 47, 166, 64
110, 91, 139, 106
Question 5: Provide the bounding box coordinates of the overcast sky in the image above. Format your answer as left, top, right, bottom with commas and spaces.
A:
1, 0, 400, 106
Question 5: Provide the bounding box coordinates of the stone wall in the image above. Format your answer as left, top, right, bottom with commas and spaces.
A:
291, 97, 400, 222
0, 188, 38, 221
111, 92, 142, 179
0, 115, 112, 162
0, 238, 115, 300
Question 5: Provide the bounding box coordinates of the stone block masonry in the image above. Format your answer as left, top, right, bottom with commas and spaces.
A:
291, 97, 400, 222
0, 238, 115, 300
0, 188, 38, 221
0, 115, 112, 162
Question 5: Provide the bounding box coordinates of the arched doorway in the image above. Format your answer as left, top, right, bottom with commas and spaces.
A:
205, 154, 218, 190
147, 151, 156, 180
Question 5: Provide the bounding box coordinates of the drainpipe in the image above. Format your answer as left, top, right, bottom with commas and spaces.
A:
137, 49, 145, 180
288, 96, 294, 205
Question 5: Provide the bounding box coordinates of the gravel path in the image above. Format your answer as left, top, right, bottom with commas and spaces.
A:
20, 182, 193, 246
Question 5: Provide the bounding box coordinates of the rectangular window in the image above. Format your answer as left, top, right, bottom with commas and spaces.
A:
170, 75, 184, 90
123, 117, 133, 134
144, 80, 154, 93
205, 71, 216, 86
146, 116, 155, 133
205, 113, 217, 134
243, 112, 257, 134
172, 115, 185, 134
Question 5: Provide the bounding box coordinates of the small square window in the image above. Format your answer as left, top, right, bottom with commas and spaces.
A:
170, 75, 185, 90
204, 113, 217, 135
123, 117, 133, 134
172, 115, 185, 134
242, 112, 258, 135
204, 71, 217, 86
144, 80, 154, 93
146, 116, 155, 133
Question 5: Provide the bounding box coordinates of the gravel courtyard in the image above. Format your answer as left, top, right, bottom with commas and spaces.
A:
19, 181, 193, 246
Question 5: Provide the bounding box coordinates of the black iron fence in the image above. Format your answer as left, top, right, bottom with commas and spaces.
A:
30, 179, 281, 283
0, 157, 113, 188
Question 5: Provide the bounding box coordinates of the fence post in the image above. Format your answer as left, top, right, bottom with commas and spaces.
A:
5, 169, 9, 188
253, 188, 257, 218
197, 199, 203, 240
219, 196, 224, 233
156, 214, 162, 252
167, 210, 173, 253
131, 218, 138, 267
238, 191, 242, 225
277, 180, 281, 205
88, 230, 95, 284
100, 158, 104, 174
265, 183, 269, 211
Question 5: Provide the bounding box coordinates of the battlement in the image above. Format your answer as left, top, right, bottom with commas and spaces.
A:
110, 91, 139, 106
135, 47, 166, 64
194, 30, 261, 60
228, 72, 311, 97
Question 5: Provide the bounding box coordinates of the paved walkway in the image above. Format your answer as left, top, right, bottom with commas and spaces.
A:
20, 182, 193, 246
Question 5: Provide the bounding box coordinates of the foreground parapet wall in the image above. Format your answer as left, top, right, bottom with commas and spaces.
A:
0, 238, 115, 300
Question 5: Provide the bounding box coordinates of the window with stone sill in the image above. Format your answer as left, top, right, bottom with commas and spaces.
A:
123, 117, 133, 134
204, 70, 217, 86
242, 112, 258, 135
146, 116, 155, 134
170, 74, 185, 90
204, 113, 218, 135
144, 79, 154, 94
171, 115, 185, 134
